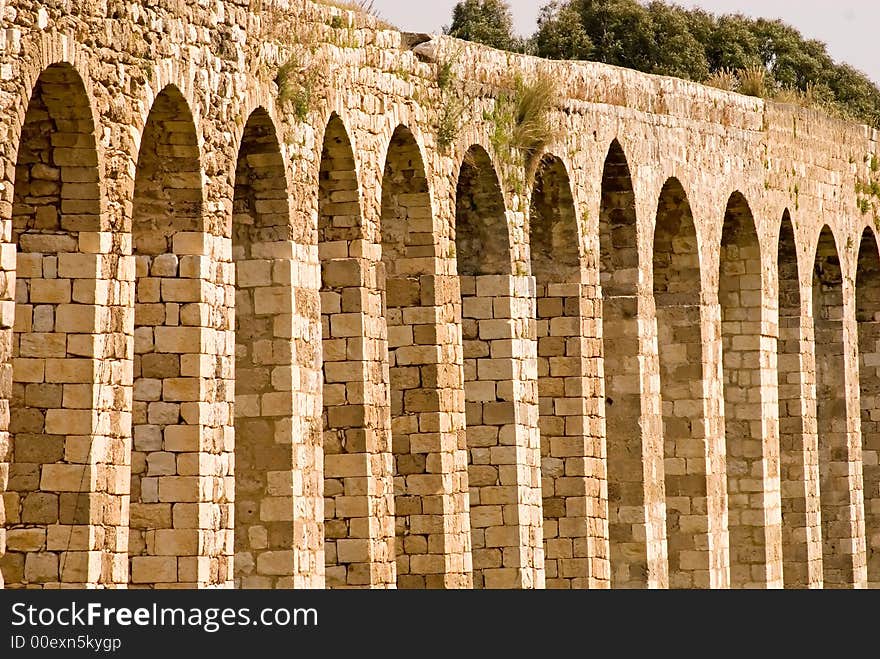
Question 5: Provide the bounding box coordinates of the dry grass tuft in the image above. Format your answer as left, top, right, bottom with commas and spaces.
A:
705, 68, 737, 92
511, 73, 558, 159
737, 64, 767, 98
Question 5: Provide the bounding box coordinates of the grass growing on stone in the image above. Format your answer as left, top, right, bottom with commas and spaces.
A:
511, 73, 557, 159
487, 72, 559, 175
705, 68, 736, 92
438, 97, 465, 151
276, 56, 317, 123
436, 48, 466, 151
737, 64, 766, 98
856, 152, 880, 222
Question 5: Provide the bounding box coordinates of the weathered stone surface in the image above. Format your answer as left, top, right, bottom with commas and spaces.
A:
0, 0, 876, 593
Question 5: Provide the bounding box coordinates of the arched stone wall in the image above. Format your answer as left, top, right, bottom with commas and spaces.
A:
232, 107, 294, 589
719, 191, 775, 588
856, 228, 880, 588
653, 177, 710, 589
129, 84, 207, 588
777, 211, 822, 588
3, 62, 104, 589
0, 0, 877, 590
812, 225, 862, 588
530, 154, 592, 589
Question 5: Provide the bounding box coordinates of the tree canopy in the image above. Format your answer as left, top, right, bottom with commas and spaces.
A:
444, 0, 520, 52
445, 0, 880, 128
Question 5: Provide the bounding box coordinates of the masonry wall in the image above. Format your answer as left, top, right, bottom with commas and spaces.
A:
0, 0, 877, 589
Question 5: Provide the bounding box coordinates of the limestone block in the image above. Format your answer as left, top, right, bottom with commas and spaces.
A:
256, 551, 294, 575
24, 552, 58, 583
131, 556, 177, 583
6, 528, 46, 551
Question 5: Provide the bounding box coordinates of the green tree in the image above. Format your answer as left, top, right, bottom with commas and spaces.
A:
445, 0, 518, 51
645, 1, 709, 80
826, 63, 880, 126
751, 19, 830, 89
705, 14, 760, 73
531, 0, 704, 78
532, 1, 593, 61
571, 0, 655, 71
681, 6, 714, 47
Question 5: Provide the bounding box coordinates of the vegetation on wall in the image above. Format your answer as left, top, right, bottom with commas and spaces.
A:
445, 0, 880, 128
436, 51, 467, 151
275, 0, 402, 124
276, 55, 319, 123
857, 153, 880, 223
485, 72, 559, 175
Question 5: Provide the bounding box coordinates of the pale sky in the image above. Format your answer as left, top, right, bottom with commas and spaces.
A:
370, 0, 880, 84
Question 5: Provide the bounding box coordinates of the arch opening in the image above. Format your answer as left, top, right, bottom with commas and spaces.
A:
599, 141, 651, 588
856, 227, 880, 588
455, 145, 521, 589
455, 147, 511, 278
382, 125, 451, 588
653, 178, 708, 588
719, 192, 770, 588
812, 225, 854, 588
129, 85, 204, 588
232, 108, 292, 588
530, 155, 588, 589
318, 115, 379, 589
777, 212, 817, 588
2, 62, 101, 589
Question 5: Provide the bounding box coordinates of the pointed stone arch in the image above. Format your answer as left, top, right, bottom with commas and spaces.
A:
381, 125, 470, 588
456, 144, 541, 588
812, 225, 858, 588
530, 155, 579, 278
653, 177, 710, 588
231, 107, 295, 588
530, 153, 592, 589
129, 84, 207, 588
777, 210, 821, 588
455, 146, 511, 277
855, 227, 880, 588
318, 114, 396, 588
2, 62, 106, 588
456, 143, 511, 589
600, 140, 663, 588
719, 191, 780, 588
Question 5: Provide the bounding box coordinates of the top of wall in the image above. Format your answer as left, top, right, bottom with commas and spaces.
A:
301, 0, 878, 142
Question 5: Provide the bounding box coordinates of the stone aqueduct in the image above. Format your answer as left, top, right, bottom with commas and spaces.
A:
0, 0, 878, 590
